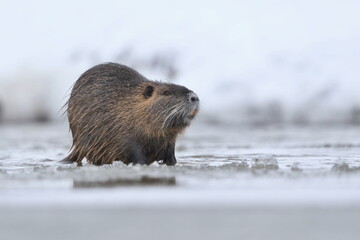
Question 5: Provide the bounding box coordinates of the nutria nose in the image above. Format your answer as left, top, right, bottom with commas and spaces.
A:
189, 92, 199, 103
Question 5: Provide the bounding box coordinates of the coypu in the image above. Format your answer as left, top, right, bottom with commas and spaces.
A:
62, 63, 199, 166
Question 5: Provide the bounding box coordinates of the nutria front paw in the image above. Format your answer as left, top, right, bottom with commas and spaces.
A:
163, 156, 177, 166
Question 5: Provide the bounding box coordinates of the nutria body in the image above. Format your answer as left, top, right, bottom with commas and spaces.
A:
63, 63, 199, 165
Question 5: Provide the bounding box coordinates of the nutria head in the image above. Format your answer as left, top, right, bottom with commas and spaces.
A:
136, 82, 199, 134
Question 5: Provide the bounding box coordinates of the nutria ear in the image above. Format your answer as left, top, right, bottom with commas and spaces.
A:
143, 85, 154, 98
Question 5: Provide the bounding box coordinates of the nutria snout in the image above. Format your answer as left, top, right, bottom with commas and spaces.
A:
62, 63, 199, 166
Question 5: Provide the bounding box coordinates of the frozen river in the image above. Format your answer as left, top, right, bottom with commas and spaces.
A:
0, 122, 360, 240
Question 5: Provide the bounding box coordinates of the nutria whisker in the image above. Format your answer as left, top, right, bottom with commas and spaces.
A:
161, 103, 184, 129
155, 103, 181, 124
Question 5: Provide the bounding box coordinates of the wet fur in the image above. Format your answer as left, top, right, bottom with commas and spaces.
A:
63, 63, 198, 165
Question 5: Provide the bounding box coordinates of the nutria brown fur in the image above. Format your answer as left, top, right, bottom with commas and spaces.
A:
63, 63, 199, 165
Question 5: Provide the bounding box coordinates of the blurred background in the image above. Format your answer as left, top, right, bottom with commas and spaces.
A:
1, 0, 360, 125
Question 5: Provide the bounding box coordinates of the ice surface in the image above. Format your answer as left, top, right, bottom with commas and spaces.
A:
1, 122, 360, 205
1, 122, 360, 239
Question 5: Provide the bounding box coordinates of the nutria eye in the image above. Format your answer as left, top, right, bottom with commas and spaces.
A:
163, 90, 171, 96
144, 86, 154, 98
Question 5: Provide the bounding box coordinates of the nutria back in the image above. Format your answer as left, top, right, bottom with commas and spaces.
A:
63, 63, 199, 165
